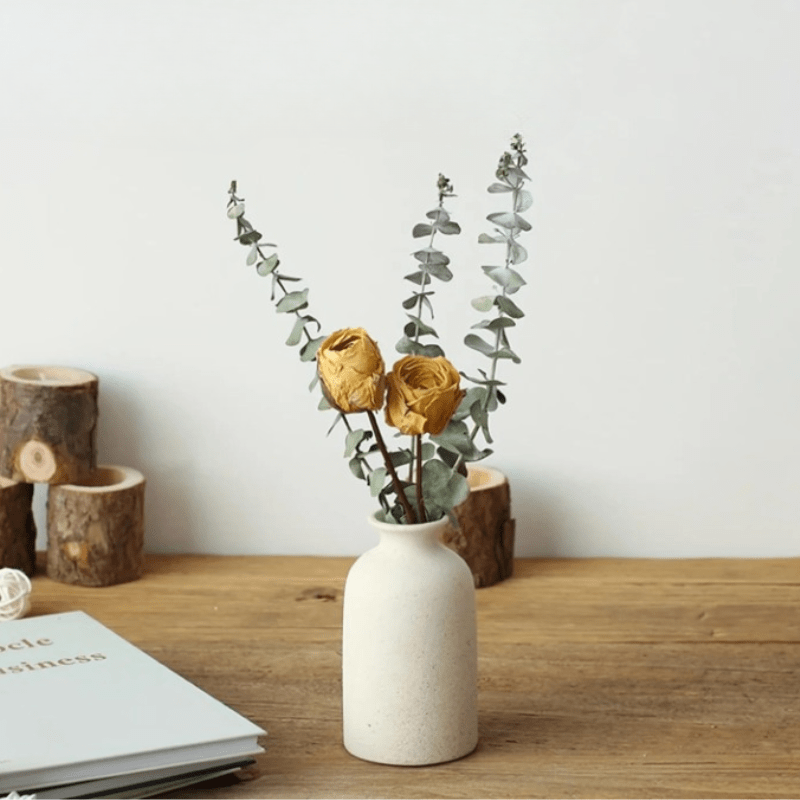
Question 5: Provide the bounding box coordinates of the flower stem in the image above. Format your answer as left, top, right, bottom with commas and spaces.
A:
415, 434, 427, 523
366, 410, 417, 524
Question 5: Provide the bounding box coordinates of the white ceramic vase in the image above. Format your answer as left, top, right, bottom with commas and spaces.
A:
342, 512, 478, 765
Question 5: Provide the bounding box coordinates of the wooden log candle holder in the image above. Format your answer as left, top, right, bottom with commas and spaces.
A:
441, 465, 515, 588
0, 365, 98, 484
47, 465, 145, 587
0, 477, 37, 576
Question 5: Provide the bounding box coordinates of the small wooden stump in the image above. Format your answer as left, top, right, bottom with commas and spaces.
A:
0, 365, 98, 484
47, 465, 145, 587
0, 477, 37, 576
441, 465, 515, 588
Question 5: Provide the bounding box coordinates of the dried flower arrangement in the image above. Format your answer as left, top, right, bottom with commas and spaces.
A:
226, 135, 531, 525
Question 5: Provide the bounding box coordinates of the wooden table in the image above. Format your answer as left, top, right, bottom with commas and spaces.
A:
28, 554, 800, 799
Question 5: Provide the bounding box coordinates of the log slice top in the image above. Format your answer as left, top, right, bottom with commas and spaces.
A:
466, 464, 507, 491
55, 465, 144, 493
1, 365, 97, 387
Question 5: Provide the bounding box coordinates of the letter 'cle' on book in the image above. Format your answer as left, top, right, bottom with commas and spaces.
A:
0, 611, 265, 795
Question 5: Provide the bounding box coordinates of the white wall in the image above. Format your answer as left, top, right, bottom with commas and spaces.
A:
1, 1, 798, 557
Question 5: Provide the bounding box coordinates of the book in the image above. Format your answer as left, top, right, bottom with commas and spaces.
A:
0, 611, 265, 796
34, 757, 257, 799
34, 757, 256, 799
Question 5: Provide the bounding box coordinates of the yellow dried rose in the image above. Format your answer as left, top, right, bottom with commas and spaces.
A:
385, 355, 464, 436
317, 328, 386, 413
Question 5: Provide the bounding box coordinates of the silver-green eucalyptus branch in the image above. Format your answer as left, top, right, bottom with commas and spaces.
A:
432, 134, 531, 473
226, 181, 383, 496
227, 181, 327, 368
396, 173, 460, 358
394, 174, 461, 488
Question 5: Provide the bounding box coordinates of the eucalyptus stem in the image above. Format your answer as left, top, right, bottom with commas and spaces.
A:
413, 196, 444, 347
366, 410, 417, 524
415, 434, 427, 523
227, 182, 317, 348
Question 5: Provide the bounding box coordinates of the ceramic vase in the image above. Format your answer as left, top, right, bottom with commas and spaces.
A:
342, 511, 478, 765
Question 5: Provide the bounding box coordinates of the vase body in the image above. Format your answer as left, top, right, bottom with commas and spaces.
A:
342, 513, 478, 765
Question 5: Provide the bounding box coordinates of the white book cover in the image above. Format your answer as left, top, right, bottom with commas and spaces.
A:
0, 611, 265, 793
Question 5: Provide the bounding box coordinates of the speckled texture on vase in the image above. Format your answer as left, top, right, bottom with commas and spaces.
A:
342, 513, 478, 765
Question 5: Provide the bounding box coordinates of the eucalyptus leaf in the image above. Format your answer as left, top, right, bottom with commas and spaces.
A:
389, 448, 413, 467
478, 233, 505, 244
471, 295, 495, 312
300, 335, 326, 362
413, 247, 450, 266
344, 429, 369, 458
493, 347, 522, 364
402, 295, 419, 310
405, 315, 438, 338
395, 335, 416, 354
404, 271, 431, 286
349, 456, 366, 481
309, 371, 320, 392
285, 315, 307, 346
426, 208, 450, 223
487, 211, 531, 232
451, 387, 488, 422
436, 447, 459, 469
413, 223, 433, 238
431, 420, 470, 452
236, 229, 262, 245
437, 221, 461, 235
369, 467, 387, 497
471, 316, 516, 332
246, 244, 259, 266
488, 182, 513, 193
227, 203, 246, 219
418, 342, 445, 358
464, 333, 495, 356
256, 253, 280, 276
426, 262, 453, 282
495, 295, 525, 318
515, 189, 533, 212
497, 389, 507, 404
509, 165, 531, 182
484, 266, 526, 294
420, 459, 469, 517
469, 402, 490, 431
275, 288, 309, 313
509, 241, 528, 265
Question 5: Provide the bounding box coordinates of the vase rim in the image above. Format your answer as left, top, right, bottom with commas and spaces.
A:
367, 510, 448, 534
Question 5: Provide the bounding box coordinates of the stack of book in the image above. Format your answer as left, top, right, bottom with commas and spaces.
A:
0, 611, 265, 799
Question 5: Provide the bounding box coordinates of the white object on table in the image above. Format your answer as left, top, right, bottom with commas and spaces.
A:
0, 567, 32, 621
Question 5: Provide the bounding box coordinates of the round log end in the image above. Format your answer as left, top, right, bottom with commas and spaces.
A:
47, 464, 145, 587
0, 364, 99, 484
18, 440, 58, 482
0, 364, 98, 387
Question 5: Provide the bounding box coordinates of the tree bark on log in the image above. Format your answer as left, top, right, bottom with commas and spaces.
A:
0, 477, 37, 576
47, 465, 145, 586
0, 365, 98, 484
441, 465, 515, 588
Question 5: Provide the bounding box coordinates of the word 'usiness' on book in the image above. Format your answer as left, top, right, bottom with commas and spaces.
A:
0, 635, 106, 676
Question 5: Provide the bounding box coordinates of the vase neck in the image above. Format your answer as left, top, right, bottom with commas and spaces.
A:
368, 515, 447, 550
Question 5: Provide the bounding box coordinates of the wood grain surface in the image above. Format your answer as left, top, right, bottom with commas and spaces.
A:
27, 554, 800, 799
